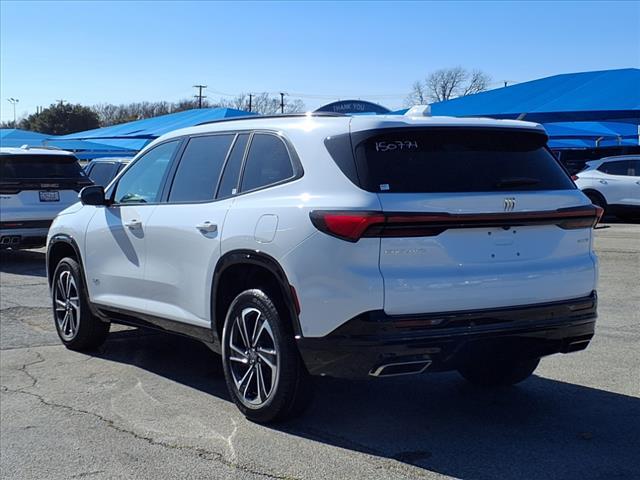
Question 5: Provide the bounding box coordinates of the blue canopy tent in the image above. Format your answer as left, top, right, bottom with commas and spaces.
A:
0, 128, 50, 147
545, 121, 639, 148
430, 68, 640, 123
57, 108, 255, 149
0, 128, 134, 159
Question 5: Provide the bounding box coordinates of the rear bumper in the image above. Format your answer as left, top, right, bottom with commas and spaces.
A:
0, 222, 51, 248
297, 292, 597, 378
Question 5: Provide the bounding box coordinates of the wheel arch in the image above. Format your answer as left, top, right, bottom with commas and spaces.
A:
581, 188, 608, 207
211, 250, 302, 346
47, 234, 84, 289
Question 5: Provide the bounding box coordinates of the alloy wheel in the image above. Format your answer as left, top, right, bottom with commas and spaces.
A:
54, 269, 80, 341
228, 307, 279, 407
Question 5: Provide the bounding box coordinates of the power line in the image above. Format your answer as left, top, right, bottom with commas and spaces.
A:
193, 84, 207, 108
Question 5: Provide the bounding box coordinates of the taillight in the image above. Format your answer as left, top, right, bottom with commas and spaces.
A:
571, 174, 579, 181
309, 211, 385, 242
310, 205, 604, 242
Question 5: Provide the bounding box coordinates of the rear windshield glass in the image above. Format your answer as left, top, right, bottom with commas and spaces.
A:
1, 154, 85, 180
351, 128, 575, 193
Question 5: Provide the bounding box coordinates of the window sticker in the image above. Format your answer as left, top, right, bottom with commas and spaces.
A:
379, 183, 390, 191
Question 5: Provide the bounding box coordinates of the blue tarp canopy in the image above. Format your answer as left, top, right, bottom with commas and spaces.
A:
57, 108, 255, 142
545, 121, 639, 148
430, 68, 640, 123
0, 128, 50, 147
1, 128, 138, 160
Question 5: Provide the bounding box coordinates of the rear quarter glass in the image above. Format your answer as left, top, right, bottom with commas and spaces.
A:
327, 128, 575, 193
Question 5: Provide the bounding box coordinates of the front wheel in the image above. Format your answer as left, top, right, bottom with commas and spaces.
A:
51, 257, 110, 350
221, 289, 311, 423
458, 357, 540, 387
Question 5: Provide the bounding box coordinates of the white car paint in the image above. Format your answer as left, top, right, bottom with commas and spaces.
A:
1, 147, 89, 248
574, 155, 640, 209
48, 114, 599, 339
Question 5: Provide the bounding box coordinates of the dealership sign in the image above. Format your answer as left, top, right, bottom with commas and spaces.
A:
315, 100, 390, 114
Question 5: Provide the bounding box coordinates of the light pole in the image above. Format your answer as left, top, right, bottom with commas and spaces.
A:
7, 98, 19, 125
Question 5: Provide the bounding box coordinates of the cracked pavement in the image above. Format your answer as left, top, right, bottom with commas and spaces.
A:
1, 223, 639, 479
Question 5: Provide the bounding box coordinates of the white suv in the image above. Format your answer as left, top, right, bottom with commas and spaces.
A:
573, 155, 640, 220
1, 147, 92, 249
46, 113, 601, 422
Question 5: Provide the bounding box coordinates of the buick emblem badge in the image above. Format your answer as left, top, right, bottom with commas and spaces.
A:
504, 197, 516, 212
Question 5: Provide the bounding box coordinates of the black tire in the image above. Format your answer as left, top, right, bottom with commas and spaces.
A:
221, 289, 311, 423
584, 190, 607, 212
458, 357, 540, 387
51, 257, 109, 351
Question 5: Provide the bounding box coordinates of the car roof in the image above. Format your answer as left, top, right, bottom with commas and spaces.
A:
585, 154, 640, 167
151, 113, 545, 146
597, 155, 640, 162
89, 157, 132, 163
0, 146, 76, 157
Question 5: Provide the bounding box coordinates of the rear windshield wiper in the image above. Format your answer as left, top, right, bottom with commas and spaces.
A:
494, 177, 540, 188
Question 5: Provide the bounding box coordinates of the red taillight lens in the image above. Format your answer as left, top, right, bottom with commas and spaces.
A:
310, 205, 604, 241
309, 211, 385, 242
571, 174, 579, 181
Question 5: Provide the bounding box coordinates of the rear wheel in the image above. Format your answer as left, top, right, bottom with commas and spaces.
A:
458, 357, 540, 387
221, 289, 311, 423
584, 190, 607, 212
52, 257, 109, 350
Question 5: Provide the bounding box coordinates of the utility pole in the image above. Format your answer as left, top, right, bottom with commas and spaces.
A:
193, 84, 207, 109
56, 99, 66, 105
7, 98, 19, 125
279, 92, 286, 114
248, 94, 253, 113
504, 81, 508, 87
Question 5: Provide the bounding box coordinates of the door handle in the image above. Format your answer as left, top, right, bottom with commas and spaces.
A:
636, 181, 640, 185
599, 180, 608, 184
124, 219, 142, 229
196, 221, 218, 233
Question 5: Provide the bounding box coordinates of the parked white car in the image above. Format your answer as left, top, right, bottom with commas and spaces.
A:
573, 155, 640, 219
46, 113, 601, 422
1, 147, 92, 249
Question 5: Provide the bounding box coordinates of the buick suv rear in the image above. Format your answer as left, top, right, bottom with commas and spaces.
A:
46, 113, 600, 422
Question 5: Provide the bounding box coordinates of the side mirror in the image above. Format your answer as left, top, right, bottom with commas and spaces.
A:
79, 185, 107, 206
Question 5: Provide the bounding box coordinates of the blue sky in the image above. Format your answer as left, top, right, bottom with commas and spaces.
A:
1, 0, 639, 122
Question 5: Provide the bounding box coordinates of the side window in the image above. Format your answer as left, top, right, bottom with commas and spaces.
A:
217, 134, 249, 198
168, 134, 234, 202
598, 160, 630, 176
113, 141, 179, 204
87, 162, 117, 187
240, 134, 294, 192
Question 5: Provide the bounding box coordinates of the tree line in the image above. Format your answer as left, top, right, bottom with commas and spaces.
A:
1, 67, 491, 135
0, 93, 307, 136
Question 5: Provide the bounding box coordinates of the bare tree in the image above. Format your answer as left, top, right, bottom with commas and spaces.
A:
219, 93, 305, 115
462, 70, 491, 96
405, 67, 492, 106
90, 93, 305, 128
404, 81, 428, 106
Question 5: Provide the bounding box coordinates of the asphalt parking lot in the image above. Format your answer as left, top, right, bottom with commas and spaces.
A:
1, 222, 639, 480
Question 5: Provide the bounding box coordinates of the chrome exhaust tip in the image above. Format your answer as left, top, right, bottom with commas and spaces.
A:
369, 360, 432, 377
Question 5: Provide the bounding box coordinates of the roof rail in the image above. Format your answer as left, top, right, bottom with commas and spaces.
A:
195, 111, 348, 127
20, 144, 63, 151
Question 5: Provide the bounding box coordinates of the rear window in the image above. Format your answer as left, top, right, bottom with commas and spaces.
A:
347, 128, 575, 193
1, 154, 85, 180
